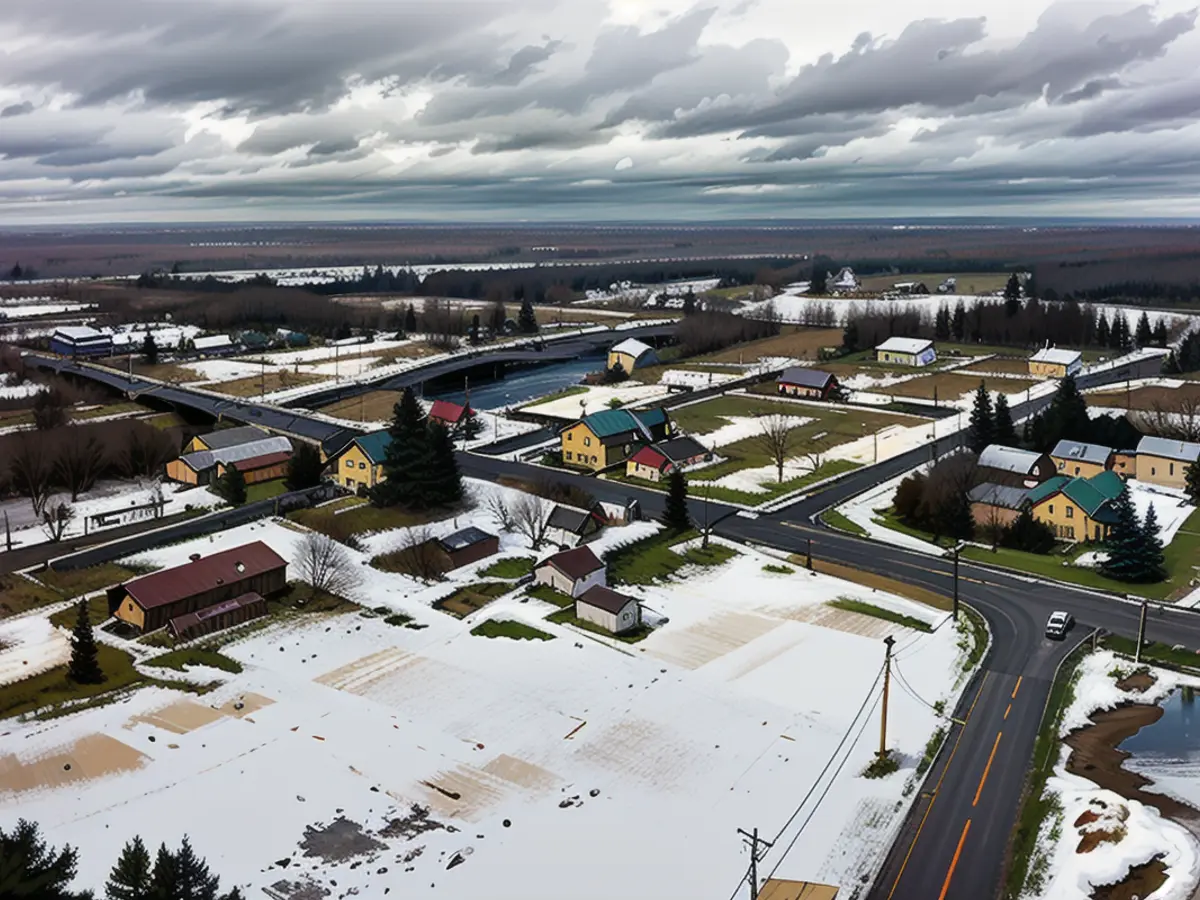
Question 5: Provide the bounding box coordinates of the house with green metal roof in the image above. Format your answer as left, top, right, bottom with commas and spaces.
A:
1028, 469, 1123, 543
328, 429, 392, 494
560, 407, 673, 471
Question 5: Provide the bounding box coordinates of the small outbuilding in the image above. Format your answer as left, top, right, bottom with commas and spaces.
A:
1136, 436, 1200, 489
607, 338, 658, 373
534, 545, 605, 598
777, 367, 839, 400
430, 399, 472, 428
1051, 440, 1114, 479
575, 585, 641, 635
875, 337, 936, 367
193, 334, 236, 357
1029, 347, 1082, 379
167, 435, 293, 485
185, 425, 271, 455
169, 592, 268, 642
625, 436, 712, 482
214, 450, 293, 486
49, 326, 113, 358
976, 445, 1056, 488
436, 526, 500, 570
546, 504, 604, 548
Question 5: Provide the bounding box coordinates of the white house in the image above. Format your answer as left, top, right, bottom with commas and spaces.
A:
534, 545, 606, 597
575, 585, 641, 635
831, 267, 859, 290
875, 337, 937, 367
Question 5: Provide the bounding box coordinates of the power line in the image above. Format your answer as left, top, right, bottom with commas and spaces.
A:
891, 660, 940, 713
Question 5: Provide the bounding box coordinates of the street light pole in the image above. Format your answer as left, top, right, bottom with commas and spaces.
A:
1136, 599, 1148, 664
952, 542, 964, 621
879, 635, 896, 760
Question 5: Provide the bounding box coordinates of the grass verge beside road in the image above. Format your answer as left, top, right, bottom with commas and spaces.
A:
820, 508, 867, 537
828, 598, 933, 632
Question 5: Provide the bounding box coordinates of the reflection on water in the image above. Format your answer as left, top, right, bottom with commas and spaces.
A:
1121, 688, 1200, 809
425, 356, 604, 411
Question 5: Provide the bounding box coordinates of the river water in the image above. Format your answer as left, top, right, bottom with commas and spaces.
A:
423, 355, 605, 411
1121, 688, 1200, 810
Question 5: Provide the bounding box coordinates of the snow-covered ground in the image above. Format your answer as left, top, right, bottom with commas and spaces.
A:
0, 381, 44, 399
522, 381, 671, 420
0, 480, 978, 899
1035, 651, 1200, 900
0, 615, 70, 685
835, 465, 946, 557
0, 302, 94, 319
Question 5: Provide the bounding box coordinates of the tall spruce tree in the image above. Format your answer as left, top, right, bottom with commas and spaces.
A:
951, 301, 966, 340
425, 422, 464, 507
147, 843, 180, 900
0, 820, 90, 900
371, 388, 435, 509
1095, 312, 1110, 347
934, 305, 951, 340
810, 266, 827, 295
67, 599, 104, 685
1186, 461, 1200, 503
141, 333, 159, 366
1027, 375, 1090, 451
1152, 320, 1169, 347
993, 393, 1017, 446
662, 469, 690, 531
174, 836, 220, 900
967, 382, 994, 453
1100, 486, 1144, 583
213, 465, 246, 506
517, 297, 538, 334
106, 836, 152, 900
1140, 505, 1167, 583
403, 304, 417, 333
1135, 312, 1152, 347
1003, 273, 1021, 316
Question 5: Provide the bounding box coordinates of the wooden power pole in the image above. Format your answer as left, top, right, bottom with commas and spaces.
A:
737, 826, 773, 899
879, 635, 896, 760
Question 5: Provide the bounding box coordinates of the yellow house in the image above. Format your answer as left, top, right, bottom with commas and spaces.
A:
1028, 347, 1082, 378
606, 338, 658, 374
1027, 471, 1123, 543
1136, 436, 1200, 490
184, 425, 270, 454
330, 430, 391, 493
1050, 440, 1114, 479
561, 408, 671, 471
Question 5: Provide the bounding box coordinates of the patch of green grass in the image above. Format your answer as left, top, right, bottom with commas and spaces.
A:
471, 619, 555, 641
545, 607, 653, 643
143, 648, 243, 674
0, 574, 59, 618
526, 584, 573, 608
479, 557, 536, 579
0, 644, 143, 721
828, 598, 933, 632
1103, 634, 1200, 670
138, 630, 175, 648
862, 750, 901, 779
38, 564, 144, 600
49, 595, 110, 629
762, 564, 794, 575
690, 459, 861, 506
1004, 644, 1088, 900
606, 529, 737, 585
522, 385, 588, 407
246, 479, 288, 503
957, 606, 988, 673
288, 503, 447, 537
434, 582, 512, 618
380, 612, 424, 629
821, 508, 868, 537
916, 727, 947, 777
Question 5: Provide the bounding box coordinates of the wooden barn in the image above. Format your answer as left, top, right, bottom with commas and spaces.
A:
169, 592, 268, 642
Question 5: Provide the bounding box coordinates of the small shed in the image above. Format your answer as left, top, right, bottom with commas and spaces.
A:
215, 450, 292, 486
169, 592, 268, 642
607, 338, 658, 373
1029, 347, 1082, 379
875, 337, 936, 367
193, 334, 236, 357
777, 367, 838, 400
430, 400, 472, 428
546, 504, 604, 548
575, 585, 641, 635
534, 545, 605, 598
436, 526, 500, 570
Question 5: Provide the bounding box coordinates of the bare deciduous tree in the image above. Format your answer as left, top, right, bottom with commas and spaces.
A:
511, 494, 554, 550
11, 433, 53, 515
42, 502, 75, 542
486, 494, 515, 533
55, 431, 106, 501
382, 526, 447, 582
756, 415, 795, 483
1136, 395, 1200, 442
296, 531, 361, 599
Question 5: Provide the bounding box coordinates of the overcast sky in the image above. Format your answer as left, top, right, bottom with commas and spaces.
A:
2, 0, 1200, 223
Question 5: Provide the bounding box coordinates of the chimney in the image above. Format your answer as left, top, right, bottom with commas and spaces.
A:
190, 553, 201, 562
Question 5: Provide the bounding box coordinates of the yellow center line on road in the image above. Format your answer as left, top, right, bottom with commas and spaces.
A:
937, 819, 972, 900
884, 672, 990, 900
973, 731, 1003, 807
1012, 676, 1023, 699
1004, 703, 1012, 720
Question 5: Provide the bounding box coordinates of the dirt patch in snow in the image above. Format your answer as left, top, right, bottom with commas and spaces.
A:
1065, 704, 1198, 823
0, 733, 147, 793
298, 817, 385, 864
1090, 855, 1168, 900
378, 804, 447, 841
128, 699, 226, 734
1115, 670, 1157, 694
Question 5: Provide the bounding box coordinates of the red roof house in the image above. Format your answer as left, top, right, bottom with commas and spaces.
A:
430, 400, 472, 426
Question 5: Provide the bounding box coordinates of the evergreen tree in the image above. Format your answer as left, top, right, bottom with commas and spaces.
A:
403, 304, 417, 334
517, 297, 538, 334
0, 819, 90, 899
425, 423, 464, 507
67, 600, 104, 685
1100, 486, 1144, 583
469, 313, 481, 345
841, 319, 860, 352
213, 465, 246, 506
1152, 320, 1169, 347
809, 266, 827, 295
1140, 504, 1167, 583
1095, 312, 1110, 347
174, 836, 219, 900
106, 836, 152, 900
1118, 313, 1133, 351
682, 288, 696, 316
1109, 313, 1124, 350
1003, 273, 1021, 316
371, 388, 436, 509
219, 891, 244, 900
1186, 461, 1200, 504
147, 843, 180, 900
141, 333, 159, 366
993, 393, 1016, 446
285, 443, 324, 491
934, 305, 951, 341
951, 301, 966, 340
1135, 312, 1152, 347
1025, 375, 1091, 451
662, 469, 690, 531
967, 382, 994, 453
488, 300, 507, 335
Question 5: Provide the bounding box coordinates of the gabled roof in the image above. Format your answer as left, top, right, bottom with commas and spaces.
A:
201, 425, 271, 451
1061, 479, 1117, 518
1031, 347, 1082, 366
577, 585, 636, 615
547, 504, 602, 534
1137, 436, 1200, 464
121, 542, 286, 611
966, 483, 1030, 510
347, 430, 392, 465
578, 407, 669, 440
1088, 470, 1125, 500
778, 367, 835, 389
1051, 440, 1113, 465
222, 450, 292, 472
438, 526, 496, 552
1026, 476, 1072, 506
876, 337, 933, 354
977, 445, 1044, 474
658, 435, 709, 463
537, 545, 603, 581
193, 334, 233, 350
430, 399, 470, 424
180, 436, 293, 473
610, 338, 654, 359
54, 325, 107, 341
629, 445, 669, 470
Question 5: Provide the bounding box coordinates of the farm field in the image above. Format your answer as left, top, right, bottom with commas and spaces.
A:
207, 371, 330, 398
885, 372, 1041, 402
319, 389, 404, 422
1087, 382, 1200, 410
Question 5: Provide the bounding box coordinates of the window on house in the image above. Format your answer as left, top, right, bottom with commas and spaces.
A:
1170, 463, 1175, 475
345, 460, 353, 468
1049, 504, 1054, 514
1152, 467, 1157, 476
583, 437, 591, 447
1074, 467, 1080, 475
359, 462, 366, 469
1066, 506, 1073, 518
565, 451, 572, 460
567, 432, 573, 440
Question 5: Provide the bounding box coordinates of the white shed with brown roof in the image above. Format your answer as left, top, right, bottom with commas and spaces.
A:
534, 545, 605, 598
575, 586, 640, 635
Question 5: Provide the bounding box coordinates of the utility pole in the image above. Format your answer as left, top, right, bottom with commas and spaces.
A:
952, 543, 963, 621
806, 537, 813, 571
702, 484, 711, 550
1136, 599, 1148, 664
879, 635, 896, 760
260, 356, 266, 400
873, 430, 878, 465
736, 827, 773, 899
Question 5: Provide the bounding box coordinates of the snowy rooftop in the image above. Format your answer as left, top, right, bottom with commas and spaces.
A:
875, 337, 932, 354
1031, 347, 1082, 366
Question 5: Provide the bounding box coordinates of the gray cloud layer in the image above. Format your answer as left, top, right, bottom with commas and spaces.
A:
1, 0, 1199, 221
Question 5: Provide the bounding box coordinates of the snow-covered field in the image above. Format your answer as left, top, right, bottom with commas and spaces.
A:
0, 380, 44, 399
1035, 651, 1200, 900
0, 616, 70, 686
0, 480, 977, 899
521, 381, 670, 420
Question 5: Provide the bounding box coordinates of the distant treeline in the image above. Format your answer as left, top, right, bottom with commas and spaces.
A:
1032, 257, 1200, 304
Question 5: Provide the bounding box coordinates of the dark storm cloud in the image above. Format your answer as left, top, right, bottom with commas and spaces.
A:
308, 137, 363, 156
34, 140, 174, 167
0, 102, 35, 118
1058, 78, 1124, 104
0, 0, 521, 116
490, 41, 563, 86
